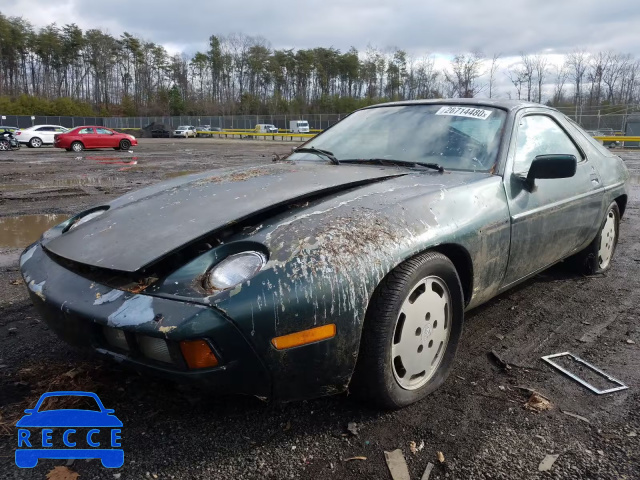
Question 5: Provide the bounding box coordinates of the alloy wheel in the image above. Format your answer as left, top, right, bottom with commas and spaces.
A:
598, 208, 617, 269
391, 276, 452, 390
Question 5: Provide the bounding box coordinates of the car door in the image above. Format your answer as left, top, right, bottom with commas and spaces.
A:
78, 127, 97, 148
96, 128, 117, 148
501, 109, 604, 288
34, 126, 55, 144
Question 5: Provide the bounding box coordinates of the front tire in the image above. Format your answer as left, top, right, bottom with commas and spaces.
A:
569, 201, 620, 275
353, 252, 464, 409
71, 141, 84, 152
0, 140, 10, 151
119, 139, 131, 151
29, 137, 42, 148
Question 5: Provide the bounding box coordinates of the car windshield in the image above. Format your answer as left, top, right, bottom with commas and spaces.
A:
177, 126, 189, 130
290, 104, 507, 172
37, 395, 101, 412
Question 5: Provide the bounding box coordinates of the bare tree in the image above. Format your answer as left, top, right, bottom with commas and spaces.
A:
444, 51, 485, 98
520, 53, 535, 101
533, 54, 548, 103
488, 53, 501, 98
506, 67, 525, 100
567, 49, 589, 106
551, 63, 569, 105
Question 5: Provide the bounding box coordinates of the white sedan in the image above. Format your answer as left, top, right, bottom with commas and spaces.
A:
16, 125, 68, 148
173, 126, 197, 138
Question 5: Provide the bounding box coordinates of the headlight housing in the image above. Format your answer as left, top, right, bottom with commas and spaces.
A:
205, 251, 267, 291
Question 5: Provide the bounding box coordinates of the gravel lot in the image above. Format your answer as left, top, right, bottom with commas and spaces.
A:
1, 139, 639, 479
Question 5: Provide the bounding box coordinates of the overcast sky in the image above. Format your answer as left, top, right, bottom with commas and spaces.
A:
3, 0, 639, 57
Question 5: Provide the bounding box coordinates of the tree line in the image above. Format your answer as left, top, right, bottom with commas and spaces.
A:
1, 12, 639, 117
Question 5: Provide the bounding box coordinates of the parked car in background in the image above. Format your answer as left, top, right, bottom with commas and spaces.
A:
289, 120, 310, 133
0, 127, 21, 150
15, 125, 68, 148
19, 99, 629, 409
196, 125, 212, 138
173, 126, 197, 138
54, 126, 138, 152
151, 127, 171, 138
255, 124, 279, 134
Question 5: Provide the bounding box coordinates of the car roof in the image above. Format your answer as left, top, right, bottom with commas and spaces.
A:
362, 98, 552, 112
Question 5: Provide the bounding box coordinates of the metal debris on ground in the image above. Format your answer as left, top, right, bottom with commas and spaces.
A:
524, 392, 553, 412
10, 279, 24, 285
437, 451, 445, 463
421, 462, 435, 480
344, 456, 367, 462
541, 352, 629, 394
489, 350, 512, 370
538, 454, 560, 472
384, 449, 411, 480
347, 422, 359, 436
561, 410, 590, 423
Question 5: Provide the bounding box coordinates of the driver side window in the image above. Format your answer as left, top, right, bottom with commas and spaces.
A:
514, 115, 581, 173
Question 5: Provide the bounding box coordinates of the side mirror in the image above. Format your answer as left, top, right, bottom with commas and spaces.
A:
24, 409, 35, 414
517, 154, 577, 190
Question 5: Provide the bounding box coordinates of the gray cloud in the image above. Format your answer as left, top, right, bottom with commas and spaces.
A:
3, 0, 639, 56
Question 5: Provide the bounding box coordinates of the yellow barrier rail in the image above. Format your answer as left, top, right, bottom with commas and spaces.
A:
594, 136, 640, 142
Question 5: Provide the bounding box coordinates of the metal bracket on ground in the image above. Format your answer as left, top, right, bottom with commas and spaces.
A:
541, 352, 628, 394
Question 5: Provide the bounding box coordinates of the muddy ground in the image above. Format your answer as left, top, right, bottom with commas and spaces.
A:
0, 139, 638, 479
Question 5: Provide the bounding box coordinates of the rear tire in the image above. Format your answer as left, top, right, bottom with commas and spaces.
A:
568, 201, 620, 275
71, 141, 84, 152
119, 139, 131, 151
29, 137, 42, 148
0, 140, 10, 151
352, 252, 464, 409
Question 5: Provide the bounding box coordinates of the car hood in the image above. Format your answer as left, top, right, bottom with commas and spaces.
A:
42, 162, 409, 272
16, 410, 122, 428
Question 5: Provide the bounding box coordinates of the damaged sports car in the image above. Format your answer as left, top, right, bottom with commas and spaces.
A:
21, 100, 629, 408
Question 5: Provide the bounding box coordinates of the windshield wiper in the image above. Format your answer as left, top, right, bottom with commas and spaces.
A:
340, 158, 444, 172
293, 147, 340, 165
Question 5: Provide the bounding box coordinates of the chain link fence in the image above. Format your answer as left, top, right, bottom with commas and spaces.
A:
102, 114, 345, 131
0, 112, 637, 134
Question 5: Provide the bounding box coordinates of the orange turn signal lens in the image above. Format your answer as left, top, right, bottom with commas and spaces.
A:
271, 324, 337, 350
180, 339, 219, 369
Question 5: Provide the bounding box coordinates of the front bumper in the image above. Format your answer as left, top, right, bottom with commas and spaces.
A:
20, 243, 271, 397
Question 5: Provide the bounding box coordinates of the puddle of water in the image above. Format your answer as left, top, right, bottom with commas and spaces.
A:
0, 214, 68, 248
0, 177, 125, 191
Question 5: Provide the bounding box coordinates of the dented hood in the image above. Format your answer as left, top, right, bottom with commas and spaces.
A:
42, 162, 405, 272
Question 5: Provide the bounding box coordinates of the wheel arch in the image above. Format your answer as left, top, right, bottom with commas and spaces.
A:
427, 244, 474, 306
614, 194, 627, 218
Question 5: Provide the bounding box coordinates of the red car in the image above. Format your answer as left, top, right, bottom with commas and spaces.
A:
54, 126, 138, 152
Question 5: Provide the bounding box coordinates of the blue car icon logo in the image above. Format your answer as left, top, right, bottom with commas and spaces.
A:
15, 391, 123, 468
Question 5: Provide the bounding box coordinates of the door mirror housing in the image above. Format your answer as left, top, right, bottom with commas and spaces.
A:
516, 154, 577, 191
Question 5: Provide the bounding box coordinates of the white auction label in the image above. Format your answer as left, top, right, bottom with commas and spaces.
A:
435, 106, 492, 120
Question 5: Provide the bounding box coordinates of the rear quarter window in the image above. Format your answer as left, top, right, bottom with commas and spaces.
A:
565, 117, 616, 157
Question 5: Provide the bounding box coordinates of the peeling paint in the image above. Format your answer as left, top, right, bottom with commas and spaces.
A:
20, 245, 37, 267
28, 280, 46, 301
94, 289, 125, 305
107, 295, 155, 327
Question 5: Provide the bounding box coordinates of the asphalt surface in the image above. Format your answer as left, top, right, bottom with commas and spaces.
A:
0, 139, 639, 479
